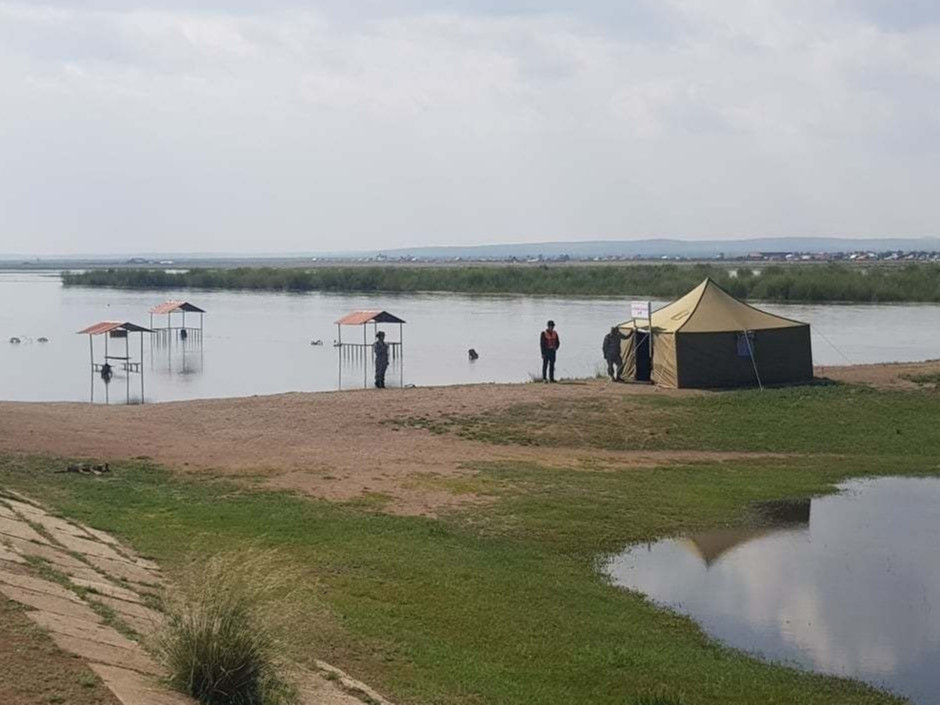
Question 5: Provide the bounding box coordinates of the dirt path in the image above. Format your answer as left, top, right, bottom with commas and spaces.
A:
0, 363, 933, 515
816, 359, 940, 389
0, 380, 751, 514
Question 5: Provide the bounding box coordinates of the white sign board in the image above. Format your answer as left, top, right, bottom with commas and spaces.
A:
631, 301, 651, 321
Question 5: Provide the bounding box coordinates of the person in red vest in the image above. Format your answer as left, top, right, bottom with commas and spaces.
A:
540, 320, 560, 382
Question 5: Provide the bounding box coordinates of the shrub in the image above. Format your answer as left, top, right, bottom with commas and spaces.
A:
156, 553, 299, 705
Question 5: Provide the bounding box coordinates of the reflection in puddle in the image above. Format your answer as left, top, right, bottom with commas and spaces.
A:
603, 477, 940, 705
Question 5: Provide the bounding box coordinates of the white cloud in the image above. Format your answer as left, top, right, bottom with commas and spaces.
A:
0, 1, 938, 254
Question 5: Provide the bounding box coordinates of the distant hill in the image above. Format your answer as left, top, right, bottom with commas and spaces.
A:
4, 237, 940, 264
362, 237, 940, 260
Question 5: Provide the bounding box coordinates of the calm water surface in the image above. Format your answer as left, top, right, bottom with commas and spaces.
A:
604, 477, 940, 705
1, 272, 939, 402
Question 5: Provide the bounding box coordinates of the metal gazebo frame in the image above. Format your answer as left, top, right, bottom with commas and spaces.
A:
334, 310, 405, 359
334, 310, 406, 389
77, 321, 152, 403
149, 301, 205, 343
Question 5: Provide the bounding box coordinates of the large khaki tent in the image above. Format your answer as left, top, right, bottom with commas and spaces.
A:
618, 278, 813, 389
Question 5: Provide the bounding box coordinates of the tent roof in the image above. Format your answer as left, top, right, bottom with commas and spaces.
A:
621, 278, 807, 333
335, 310, 406, 325
681, 528, 774, 566
150, 300, 206, 314
77, 321, 153, 335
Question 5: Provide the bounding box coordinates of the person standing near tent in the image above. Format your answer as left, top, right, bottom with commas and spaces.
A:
540, 320, 560, 382
373, 331, 389, 388
602, 326, 626, 381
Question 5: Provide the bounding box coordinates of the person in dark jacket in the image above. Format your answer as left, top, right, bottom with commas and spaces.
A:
539, 320, 560, 382
602, 326, 626, 381
373, 331, 389, 388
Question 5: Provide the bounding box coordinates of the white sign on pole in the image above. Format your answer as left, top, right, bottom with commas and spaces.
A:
631, 301, 651, 321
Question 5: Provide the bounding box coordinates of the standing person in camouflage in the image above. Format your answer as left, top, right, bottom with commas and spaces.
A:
602, 326, 627, 381
373, 331, 389, 388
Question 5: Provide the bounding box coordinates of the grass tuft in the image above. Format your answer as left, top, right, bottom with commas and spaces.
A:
901, 372, 940, 387
156, 552, 299, 705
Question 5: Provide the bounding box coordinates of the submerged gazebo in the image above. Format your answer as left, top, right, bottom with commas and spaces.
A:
77, 321, 152, 402
149, 300, 205, 343
334, 310, 405, 361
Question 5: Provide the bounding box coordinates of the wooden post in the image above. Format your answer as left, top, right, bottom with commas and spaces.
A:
140, 331, 145, 403
124, 330, 130, 403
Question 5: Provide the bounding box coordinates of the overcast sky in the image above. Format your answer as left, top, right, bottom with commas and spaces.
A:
1, 1, 939, 255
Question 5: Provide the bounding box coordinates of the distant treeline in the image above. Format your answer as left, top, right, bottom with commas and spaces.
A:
61, 263, 940, 302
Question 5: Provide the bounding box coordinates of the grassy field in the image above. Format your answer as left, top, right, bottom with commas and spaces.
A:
3, 382, 937, 705
401, 383, 940, 456
61, 262, 940, 302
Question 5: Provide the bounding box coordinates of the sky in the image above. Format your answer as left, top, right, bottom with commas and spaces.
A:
1, 1, 939, 255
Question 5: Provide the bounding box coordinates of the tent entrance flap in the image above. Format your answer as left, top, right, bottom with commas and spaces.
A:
634, 331, 651, 382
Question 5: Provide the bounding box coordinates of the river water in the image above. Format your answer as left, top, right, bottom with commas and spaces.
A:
603, 477, 940, 705
1, 271, 939, 403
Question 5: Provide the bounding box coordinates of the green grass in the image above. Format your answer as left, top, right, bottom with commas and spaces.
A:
411, 383, 940, 457
3, 382, 936, 705
0, 451, 919, 705
61, 262, 940, 302
901, 372, 940, 387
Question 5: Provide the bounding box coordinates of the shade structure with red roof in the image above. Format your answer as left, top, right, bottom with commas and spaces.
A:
149, 300, 205, 343
78, 321, 152, 403
77, 321, 153, 336
334, 310, 405, 388
149, 300, 206, 315
334, 310, 406, 326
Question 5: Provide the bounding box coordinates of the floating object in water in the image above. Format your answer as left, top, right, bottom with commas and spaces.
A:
37, 337, 49, 343
9, 337, 21, 344
468, 348, 479, 361
310, 339, 323, 346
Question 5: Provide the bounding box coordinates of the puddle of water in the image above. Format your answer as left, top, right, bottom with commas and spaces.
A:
603, 477, 940, 704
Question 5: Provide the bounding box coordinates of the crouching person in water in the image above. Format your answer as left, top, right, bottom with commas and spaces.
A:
602, 326, 626, 381
373, 331, 389, 389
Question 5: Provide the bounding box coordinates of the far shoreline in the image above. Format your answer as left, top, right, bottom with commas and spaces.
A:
57, 262, 940, 304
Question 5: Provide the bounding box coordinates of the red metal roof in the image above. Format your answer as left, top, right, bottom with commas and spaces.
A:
77, 321, 153, 335
335, 310, 406, 325
150, 300, 206, 314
